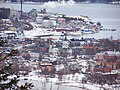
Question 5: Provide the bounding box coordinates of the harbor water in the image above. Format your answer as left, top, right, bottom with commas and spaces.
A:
1, 3, 120, 39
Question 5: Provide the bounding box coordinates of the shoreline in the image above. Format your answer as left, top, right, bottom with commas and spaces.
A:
1, 1, 120, 6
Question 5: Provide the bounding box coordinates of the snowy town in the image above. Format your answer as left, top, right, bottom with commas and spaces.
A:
0, 7, 120, 90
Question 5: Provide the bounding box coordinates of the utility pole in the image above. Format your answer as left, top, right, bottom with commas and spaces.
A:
21, 0, 22, 18
50, 81, 52, 90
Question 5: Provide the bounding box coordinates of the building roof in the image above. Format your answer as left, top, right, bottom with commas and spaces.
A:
80, 46, 103, 50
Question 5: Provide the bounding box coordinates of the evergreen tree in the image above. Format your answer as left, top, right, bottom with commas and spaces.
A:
0, 39, 34, 90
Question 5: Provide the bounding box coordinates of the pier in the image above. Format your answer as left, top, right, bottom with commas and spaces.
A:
100, 28, 116, 31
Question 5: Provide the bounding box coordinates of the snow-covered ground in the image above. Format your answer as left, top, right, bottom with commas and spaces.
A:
17, 71, 120, 90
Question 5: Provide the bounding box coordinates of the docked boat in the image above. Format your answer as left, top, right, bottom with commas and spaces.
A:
81, 29, 95, 34
54, 27, 80, 32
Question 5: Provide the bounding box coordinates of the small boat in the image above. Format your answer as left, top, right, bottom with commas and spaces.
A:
111, 28, 116, 31
54, 27, 80, 32
81, 29, 95, 34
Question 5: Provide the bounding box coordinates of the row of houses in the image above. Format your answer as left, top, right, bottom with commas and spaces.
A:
11, 34, 119, 75
95, 51, 120, 72
1, 25, 120, 74
1, 28, 120, 86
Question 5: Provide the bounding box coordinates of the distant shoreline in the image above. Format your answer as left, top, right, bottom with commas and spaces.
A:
1, 1, 120, 5
0, 1, 43, 5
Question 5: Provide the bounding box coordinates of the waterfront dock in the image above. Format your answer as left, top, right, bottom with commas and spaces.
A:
100, 28, 116, 31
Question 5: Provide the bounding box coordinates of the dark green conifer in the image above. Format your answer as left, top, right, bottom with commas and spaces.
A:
0, 39, 34, 90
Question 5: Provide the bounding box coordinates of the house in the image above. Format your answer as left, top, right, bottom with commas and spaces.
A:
80, 46, 98, 54
94, 65, 111, 73
39, 61, 56, 75
95, 51, 120, 71
0, 8, 12, 19
112, 40, 120, 51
